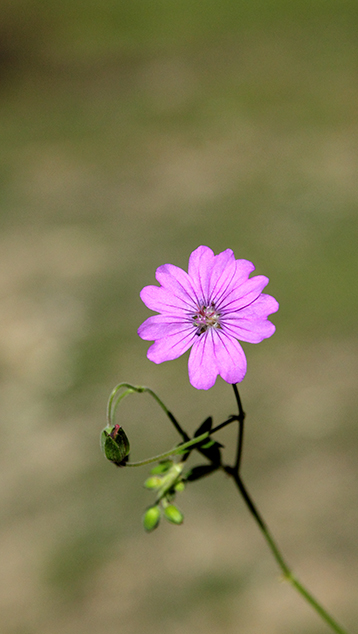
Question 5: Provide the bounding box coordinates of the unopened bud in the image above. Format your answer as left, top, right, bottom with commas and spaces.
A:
143, 506, 161, 532
150, 460, 173, 475
174, 481, 185, 492
101, 424, 130, 466
163, 504, 184, 525
144, 476, 163, 489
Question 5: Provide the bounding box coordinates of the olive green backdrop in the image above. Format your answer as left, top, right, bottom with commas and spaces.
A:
0, 2, 357, 633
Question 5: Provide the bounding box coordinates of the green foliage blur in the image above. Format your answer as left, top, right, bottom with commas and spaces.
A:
0, 2, 357, 633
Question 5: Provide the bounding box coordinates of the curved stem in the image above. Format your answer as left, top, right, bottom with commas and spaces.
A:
107, 383, 189, 440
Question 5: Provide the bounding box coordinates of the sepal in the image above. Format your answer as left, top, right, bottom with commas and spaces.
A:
194, 416, 213, 435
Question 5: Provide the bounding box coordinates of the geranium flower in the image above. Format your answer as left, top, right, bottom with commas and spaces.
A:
138, 246, 279, 390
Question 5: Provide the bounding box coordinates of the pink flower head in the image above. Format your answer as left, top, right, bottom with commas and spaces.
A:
138, 246, 279, 390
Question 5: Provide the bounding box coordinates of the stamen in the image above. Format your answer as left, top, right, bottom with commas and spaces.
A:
193, 302, 221, 335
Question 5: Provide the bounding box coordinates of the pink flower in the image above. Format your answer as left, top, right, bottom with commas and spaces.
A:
138, 246, 279, 390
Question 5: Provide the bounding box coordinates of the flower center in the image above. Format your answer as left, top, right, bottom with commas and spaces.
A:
193, 302, 221, 336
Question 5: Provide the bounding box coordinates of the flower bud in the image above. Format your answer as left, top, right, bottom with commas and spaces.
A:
101, 424, 130, 466
143, 506, 161, 532
163, 504, 184, 525
150, 460, 173, 475
144, 476, 163, 489
174, 481, 185, 492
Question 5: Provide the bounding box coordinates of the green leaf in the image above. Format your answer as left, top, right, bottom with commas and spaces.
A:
193, 416, 223, 464
185, 464, 219, 482
194, 416, 213, 437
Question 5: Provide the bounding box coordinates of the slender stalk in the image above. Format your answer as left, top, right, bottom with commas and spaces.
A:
105, 381, 350, 633
227, 468, 349, 634
210, 415, 237, 435
225, 466, 290, 575
125, 431, 210, 467
227, 385, 350, 634
232, 384, 245, 473
107, 383, 189, 440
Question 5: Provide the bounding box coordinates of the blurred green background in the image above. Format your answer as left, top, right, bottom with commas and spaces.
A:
1, 1, 358, 633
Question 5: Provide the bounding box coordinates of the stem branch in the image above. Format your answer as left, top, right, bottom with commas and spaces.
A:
125, 431, 210, 467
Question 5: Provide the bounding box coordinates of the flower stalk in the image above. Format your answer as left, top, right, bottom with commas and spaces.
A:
125, 431, 211, 467
229, 467, 349, 634
107, 382, 189, 440
224, 384, 349, 634
103, 382, 350, 634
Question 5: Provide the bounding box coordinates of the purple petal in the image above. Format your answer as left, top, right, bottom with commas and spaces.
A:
188, 330, 219, 390
222, 294, 279, 343
219, 275, 269, 313
209, 249, 235, 285
188, 246, 215, 301
140, 285, 192, 314
234, 259, 256, 282
211, 258, 256, 308
146, 328, 195, 363
213, 332, 247, 383
155, 263, 198, 307
237, 293, 279, 319
208, 250, 237, 304
138, 315, 192, 341
223, 318, 276, 343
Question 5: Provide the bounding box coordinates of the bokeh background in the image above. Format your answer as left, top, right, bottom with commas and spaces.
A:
1, 1, 358, 633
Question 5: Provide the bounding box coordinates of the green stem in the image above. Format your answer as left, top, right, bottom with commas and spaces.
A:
107, 383, 189, 440
232, 384, 245, 473
228, 384, 350, 634
228, 468, 349, 634
125, 431, 210, 467
210, 415, 237, 435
